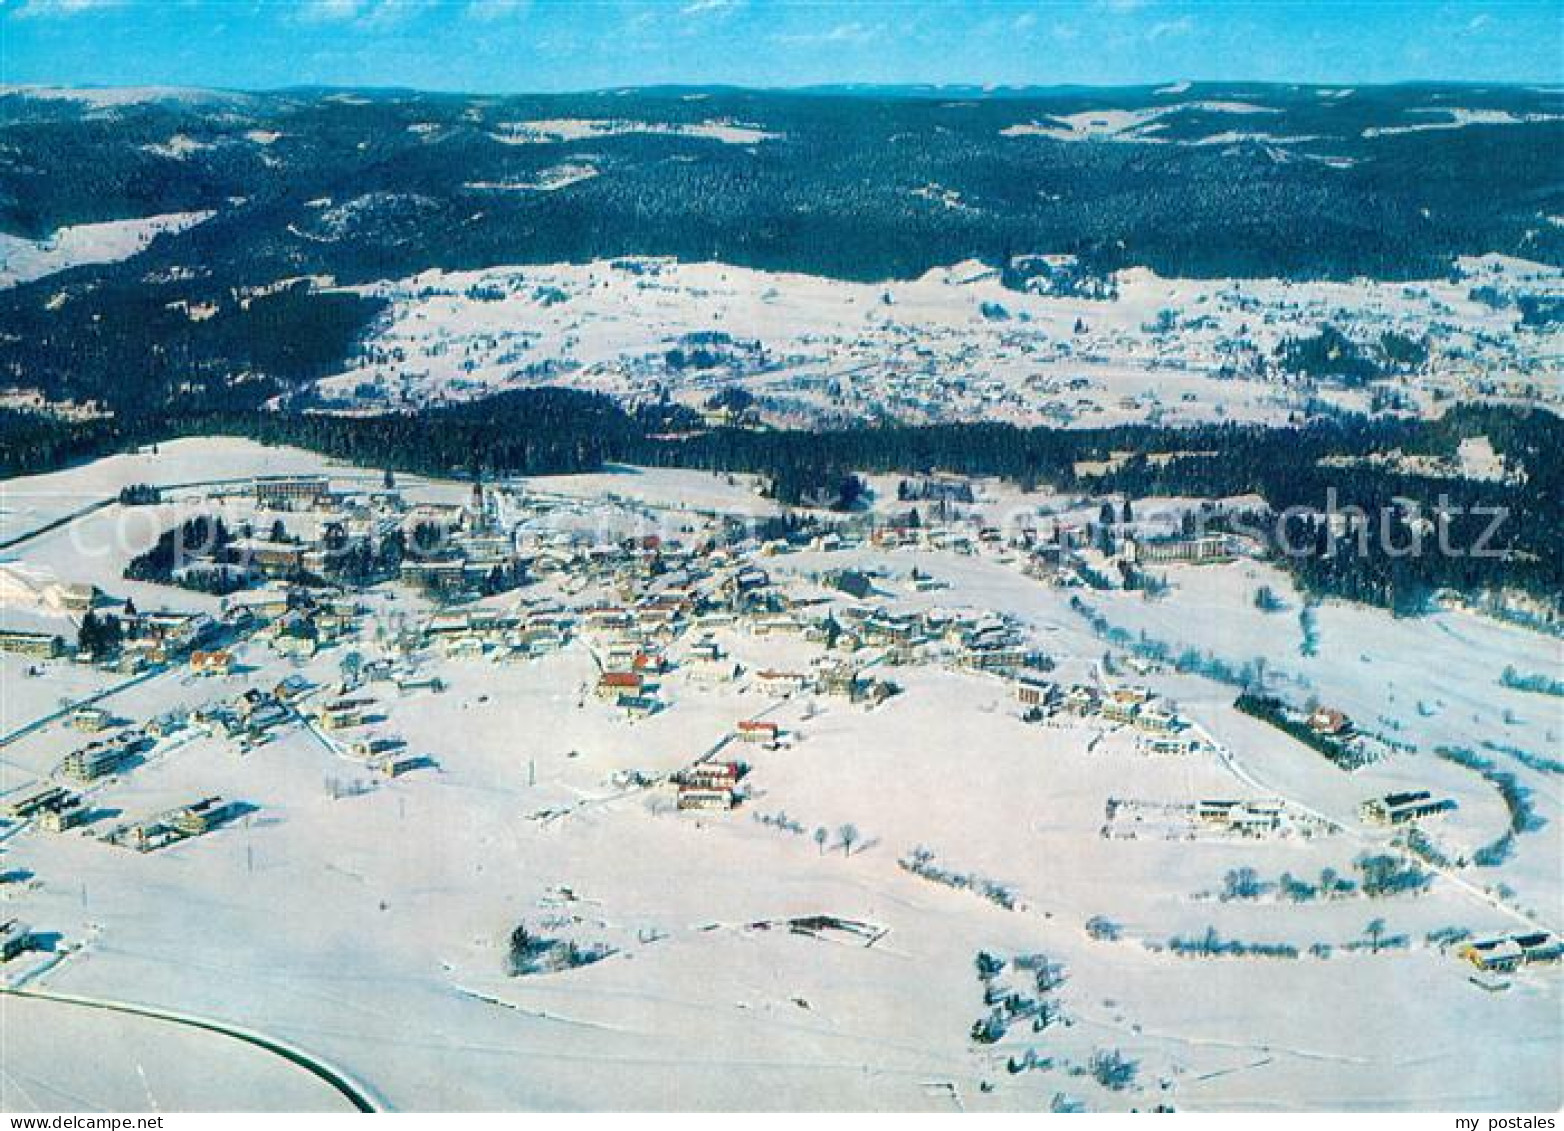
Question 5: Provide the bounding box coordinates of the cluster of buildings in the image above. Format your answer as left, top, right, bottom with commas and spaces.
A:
1017, 678, 1202, 754
303, 687, 428, 778
1103, 797, 1325, 842
423, 603, 570, 660
189, 675, 310, 750
115, 609, 217, 670
170, 477, 529, 601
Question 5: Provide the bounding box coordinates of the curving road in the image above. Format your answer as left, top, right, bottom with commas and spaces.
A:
0, 985, 384, 1113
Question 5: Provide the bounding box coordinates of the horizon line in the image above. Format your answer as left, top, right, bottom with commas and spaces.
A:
6, 78, 1562, 99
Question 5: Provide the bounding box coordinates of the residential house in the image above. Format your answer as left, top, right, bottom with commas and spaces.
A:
736, 719, 781, 744
191, 650, 235, 676
596, 671, 644, 700
1360, 791, 1457, 826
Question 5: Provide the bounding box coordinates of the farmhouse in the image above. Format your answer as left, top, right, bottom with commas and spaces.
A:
114, 796, 236, 852
395, 673, 446, 693
350, 737, 405, 760
1459, 932, 1564, 974
56, 583, 98, 612
1360, 790, 1458, 826
317, 696, 376, 730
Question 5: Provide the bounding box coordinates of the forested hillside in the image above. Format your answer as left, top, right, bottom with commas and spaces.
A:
2, 83, 1561, 412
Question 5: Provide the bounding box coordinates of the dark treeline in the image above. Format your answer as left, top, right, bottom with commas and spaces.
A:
0, 410, 143, 479
3, 394, 1559, 614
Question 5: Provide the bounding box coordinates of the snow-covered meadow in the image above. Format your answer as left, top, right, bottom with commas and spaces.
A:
0, 212, 214, 289
310, 254, 1561, 428
0, 447, 1557, 1111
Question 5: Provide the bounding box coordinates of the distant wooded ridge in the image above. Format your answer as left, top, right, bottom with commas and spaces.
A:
1, 83, 1559, 412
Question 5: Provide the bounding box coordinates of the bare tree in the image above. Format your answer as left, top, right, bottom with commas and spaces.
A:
838, 823, 859, 856
813, 826, 828, 855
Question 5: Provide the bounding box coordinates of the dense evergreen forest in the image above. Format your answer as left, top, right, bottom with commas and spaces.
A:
4, 394, 1558, 615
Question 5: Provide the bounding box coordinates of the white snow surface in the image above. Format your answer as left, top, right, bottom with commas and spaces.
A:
0, 445, 1557, 1111
312, 254, 1562, 427
0, 212, 215, 289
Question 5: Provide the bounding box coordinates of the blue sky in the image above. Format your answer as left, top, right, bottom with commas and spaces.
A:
2, 0, 1561, 92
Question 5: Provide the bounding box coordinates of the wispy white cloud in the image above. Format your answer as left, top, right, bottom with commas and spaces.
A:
465, 0, 531, 22
1466, 13, 1492, 31
775, 20, 882, 46
681, 0, 741, 15
10, 0, 127, 18
1147, 15, 1194, 41
294, 0, 433, 27
295, 0, 370, 23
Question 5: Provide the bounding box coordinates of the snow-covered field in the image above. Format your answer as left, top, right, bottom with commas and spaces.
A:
0, 212, 214, 289
313, 254, 1561, 427
489, 118, 780, 146
0, 450, 1558, 1111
